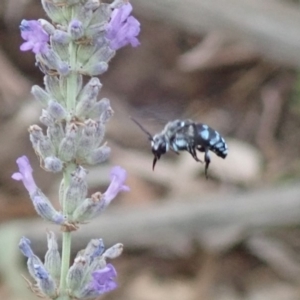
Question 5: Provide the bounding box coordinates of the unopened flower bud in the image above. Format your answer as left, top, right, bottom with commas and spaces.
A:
85, 23, 107, 38
45, 231, 61, 281
84, 119, 98, 136
91, 46, 116, 64
76, 120, 99, 158
52, 30, 71, 44
72, 192, 103, 222
38, 49, 69, 76
77, 43, 97, 66
80, 45, 115, 76
44, 156, 63, 173
76, 137, 93, 160
29, 125, 55, 159
39, 19, 55, 35
103, 243, 123, 259
100, 105, 114, 124
51, 39, 69, 63
19, 237, 43, 279
90, 3, 111, 25
40, 109, 55, 127
88, 98, 113, 121
44, 75, 64, 103
58, 123, 78, 162
41, 0, 66, 24
31, 189, 65, 224
34, 264, 58, 298
84, 145, 111, 165
19, 236, 35, 258
94, 121, 105, 146
29, 124, 43, 148
81, 61, 108, 76
19, 236, 58, 298
95, 35, 107, 48
47, 123, 64, 150
84, 239, 105, 261
47, 100, 67, 121
67, 256, 86, 295
69, 19, 84, 40
85, 0, 100, 10
65, 166, 88, 215
31, 85, 51, 107
76, 77, 102, 118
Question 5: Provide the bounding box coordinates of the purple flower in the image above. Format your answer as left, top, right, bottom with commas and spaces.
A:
20, 20, 49, 54
103, 166, 129, 206
12, 156, 37, 195
91, 264, 118, 294
12, 156, 64, 224
106, 3, 140, 50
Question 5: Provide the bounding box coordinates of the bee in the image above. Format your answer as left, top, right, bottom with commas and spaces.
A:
131, 118, 228, 178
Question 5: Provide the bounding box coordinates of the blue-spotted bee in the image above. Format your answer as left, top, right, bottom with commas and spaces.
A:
131, 118, 228, 178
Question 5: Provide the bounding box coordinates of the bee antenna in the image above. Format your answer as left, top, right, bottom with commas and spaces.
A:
130, 117, 153, 141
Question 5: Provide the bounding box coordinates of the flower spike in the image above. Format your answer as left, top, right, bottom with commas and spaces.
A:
16, 0, 140, 298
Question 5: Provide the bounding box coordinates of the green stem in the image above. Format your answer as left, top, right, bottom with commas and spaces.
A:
58, 164, 75, 299
59, 231, 72, 297
58, 30, 78, 298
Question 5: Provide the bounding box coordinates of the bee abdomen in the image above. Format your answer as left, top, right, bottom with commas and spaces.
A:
211, 137, 228, 158
196, 124, 228, 158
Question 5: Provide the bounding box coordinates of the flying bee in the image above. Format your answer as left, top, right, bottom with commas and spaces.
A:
131, 118, 228, 178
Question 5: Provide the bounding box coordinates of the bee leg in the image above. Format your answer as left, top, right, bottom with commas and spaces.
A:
190, 147, 203, 163
204, 150, 211, 179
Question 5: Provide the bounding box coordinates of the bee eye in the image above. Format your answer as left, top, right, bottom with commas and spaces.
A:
159, 143, 167, 154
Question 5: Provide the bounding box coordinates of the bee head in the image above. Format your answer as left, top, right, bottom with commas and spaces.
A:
130, 117, 168, 170
151, 135, 168, 170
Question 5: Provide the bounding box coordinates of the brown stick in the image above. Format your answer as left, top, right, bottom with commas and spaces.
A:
6, 183, 300, 256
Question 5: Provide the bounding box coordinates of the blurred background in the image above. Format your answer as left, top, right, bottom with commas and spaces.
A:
1, 0, 300, 299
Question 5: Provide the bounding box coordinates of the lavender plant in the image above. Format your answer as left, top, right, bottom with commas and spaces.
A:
11, 1, 140, 299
